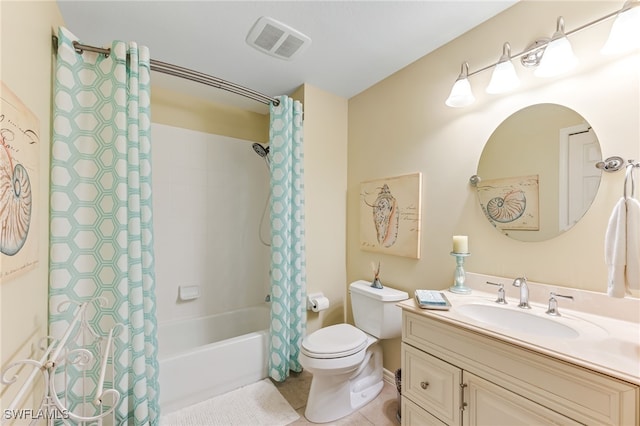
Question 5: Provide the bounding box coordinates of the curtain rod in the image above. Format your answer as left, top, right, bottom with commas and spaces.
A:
52, 35, 279, 106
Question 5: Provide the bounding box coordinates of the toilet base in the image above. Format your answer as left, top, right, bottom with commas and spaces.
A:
304, 344, 383, 423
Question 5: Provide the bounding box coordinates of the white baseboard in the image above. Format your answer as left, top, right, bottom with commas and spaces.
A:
383, 367, 399, 387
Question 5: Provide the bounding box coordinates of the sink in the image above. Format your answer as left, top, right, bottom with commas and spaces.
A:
456, 304, 579, 339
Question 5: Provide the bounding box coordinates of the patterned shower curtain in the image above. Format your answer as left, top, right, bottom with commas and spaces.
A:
268, 96, 306, 382
49, 27, 160, 424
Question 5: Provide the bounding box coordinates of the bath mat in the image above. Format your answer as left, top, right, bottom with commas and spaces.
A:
160, 378, 300, 426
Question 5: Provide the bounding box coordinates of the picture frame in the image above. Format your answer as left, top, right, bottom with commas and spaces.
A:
0, 81, 40, 283
359, 172, 422, 259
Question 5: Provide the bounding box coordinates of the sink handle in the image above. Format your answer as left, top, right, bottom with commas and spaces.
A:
546, 292, 574, 316
485, 281, 507, 304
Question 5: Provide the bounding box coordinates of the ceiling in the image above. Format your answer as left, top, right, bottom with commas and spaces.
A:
57, 1, 516, 113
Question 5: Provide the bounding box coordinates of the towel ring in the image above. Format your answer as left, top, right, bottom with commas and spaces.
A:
624, 161, 638, 199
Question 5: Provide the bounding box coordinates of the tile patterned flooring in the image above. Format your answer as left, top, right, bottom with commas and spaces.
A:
272, 371, 400, 426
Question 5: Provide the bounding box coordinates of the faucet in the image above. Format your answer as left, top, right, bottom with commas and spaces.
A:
512, 277, 530, 309
485, 281, 507, 304
545, 292, 574, 316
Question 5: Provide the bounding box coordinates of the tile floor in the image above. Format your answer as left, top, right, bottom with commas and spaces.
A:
272, 370, 400, 426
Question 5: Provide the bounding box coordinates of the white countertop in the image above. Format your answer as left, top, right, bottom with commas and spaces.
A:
398, 274, 640, 386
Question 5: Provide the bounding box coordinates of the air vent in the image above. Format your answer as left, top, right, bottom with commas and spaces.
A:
246, 16, 311, 60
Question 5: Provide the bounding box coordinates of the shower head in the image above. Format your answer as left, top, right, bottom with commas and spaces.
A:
252, 143, 269, 158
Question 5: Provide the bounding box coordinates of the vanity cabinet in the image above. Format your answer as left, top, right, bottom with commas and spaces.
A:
401, 310, 639, 426
402, 345, 579, 425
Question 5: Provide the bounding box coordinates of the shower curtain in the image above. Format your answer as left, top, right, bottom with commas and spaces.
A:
49, 27, 159, 424
268, 96, 306, 382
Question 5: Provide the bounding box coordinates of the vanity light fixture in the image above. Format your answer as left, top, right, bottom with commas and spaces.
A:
445, 62, 475, 108
534, 17, 578, 77
486, 42, 520, 94
445, 1, 640, 107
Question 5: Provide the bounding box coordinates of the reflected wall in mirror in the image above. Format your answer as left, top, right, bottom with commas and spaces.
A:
476, 104, 602, 242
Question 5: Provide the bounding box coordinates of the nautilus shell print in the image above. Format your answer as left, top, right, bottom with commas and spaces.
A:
486, 190, 526, 223
372, 184, 398, 247
0, 141, 32, 256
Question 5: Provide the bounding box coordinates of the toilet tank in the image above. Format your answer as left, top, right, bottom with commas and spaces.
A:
349, 280, 409, 339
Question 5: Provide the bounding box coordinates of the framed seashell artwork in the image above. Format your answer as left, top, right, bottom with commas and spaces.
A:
1, 81, 39, 283
359, 172, 421, 259
476, 175, 539, 232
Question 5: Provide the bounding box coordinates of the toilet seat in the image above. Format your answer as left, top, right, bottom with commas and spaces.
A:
301, 324, 368, 359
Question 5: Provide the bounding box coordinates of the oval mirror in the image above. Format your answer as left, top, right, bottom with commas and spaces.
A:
475, 104, 602, 242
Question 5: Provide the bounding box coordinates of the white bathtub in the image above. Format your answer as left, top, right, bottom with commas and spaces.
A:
158, 305, 270, 413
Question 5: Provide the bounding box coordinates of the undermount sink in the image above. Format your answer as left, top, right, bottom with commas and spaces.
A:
455, 304, 579, 339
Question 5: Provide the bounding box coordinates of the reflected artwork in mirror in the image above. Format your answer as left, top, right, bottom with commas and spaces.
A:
476, 104, 603, 242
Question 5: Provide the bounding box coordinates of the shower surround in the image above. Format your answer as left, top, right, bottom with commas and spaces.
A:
151, 123, 271, 410
151, 123, 270, 323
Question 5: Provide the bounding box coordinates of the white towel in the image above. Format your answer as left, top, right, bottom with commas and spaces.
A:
605, 197, 640, 297
626, 198, 640, 293
605, 198, 627, 297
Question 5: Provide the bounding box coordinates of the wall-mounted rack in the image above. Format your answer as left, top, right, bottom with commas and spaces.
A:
1, 298, 122, 425
596, 156, 627, 172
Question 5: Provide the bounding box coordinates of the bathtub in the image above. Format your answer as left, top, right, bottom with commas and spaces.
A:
158, 305, 270, 413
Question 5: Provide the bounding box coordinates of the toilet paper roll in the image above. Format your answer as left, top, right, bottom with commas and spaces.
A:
310, 296, 330, 312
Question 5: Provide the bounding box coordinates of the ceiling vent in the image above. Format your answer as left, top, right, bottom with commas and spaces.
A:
246, 16, 311, 61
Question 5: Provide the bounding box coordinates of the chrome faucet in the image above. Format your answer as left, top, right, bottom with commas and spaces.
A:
485, 281, 507, 304
512, 277, 530, 309
546, 292, 574, 316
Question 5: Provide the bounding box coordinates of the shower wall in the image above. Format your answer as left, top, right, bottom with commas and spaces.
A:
151, 123, 271, 323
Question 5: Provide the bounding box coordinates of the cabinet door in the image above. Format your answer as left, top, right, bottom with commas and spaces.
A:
463, 372, 582, 426
402, 396, 447, 426
403, 343, 462, 425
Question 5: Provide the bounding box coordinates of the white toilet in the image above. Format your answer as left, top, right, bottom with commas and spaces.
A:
299, 280, 409, 423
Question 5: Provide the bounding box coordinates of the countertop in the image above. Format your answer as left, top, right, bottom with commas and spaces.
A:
398, 279, 640, 386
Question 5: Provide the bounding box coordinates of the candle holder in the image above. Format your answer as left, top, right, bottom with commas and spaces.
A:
449, 252, 472, 294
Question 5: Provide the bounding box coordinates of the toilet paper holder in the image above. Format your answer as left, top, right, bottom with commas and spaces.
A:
307, 292, 328, 311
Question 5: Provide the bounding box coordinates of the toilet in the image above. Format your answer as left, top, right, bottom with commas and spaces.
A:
299, 280, 409, 423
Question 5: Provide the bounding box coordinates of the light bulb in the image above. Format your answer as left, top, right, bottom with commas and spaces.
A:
445, 62, 475, 108
535, 17, 578, 78
486, 42, 520, 94
602, 2, 640, 55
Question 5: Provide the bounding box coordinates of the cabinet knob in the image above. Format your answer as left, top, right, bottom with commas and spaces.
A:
420, 381, 429, 389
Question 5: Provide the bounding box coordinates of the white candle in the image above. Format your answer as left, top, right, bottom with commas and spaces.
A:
453, 235, 468, 253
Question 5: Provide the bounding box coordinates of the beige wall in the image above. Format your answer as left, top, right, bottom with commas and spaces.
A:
151, 85, 269, 143
295, 84, 349, 334
348, 1, 639, 371
0, 0, 65, 407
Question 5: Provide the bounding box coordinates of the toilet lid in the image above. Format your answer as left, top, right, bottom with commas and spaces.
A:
301, 324, 368, 359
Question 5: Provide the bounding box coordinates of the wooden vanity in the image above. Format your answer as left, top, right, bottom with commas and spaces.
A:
399, 286, 639, 425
